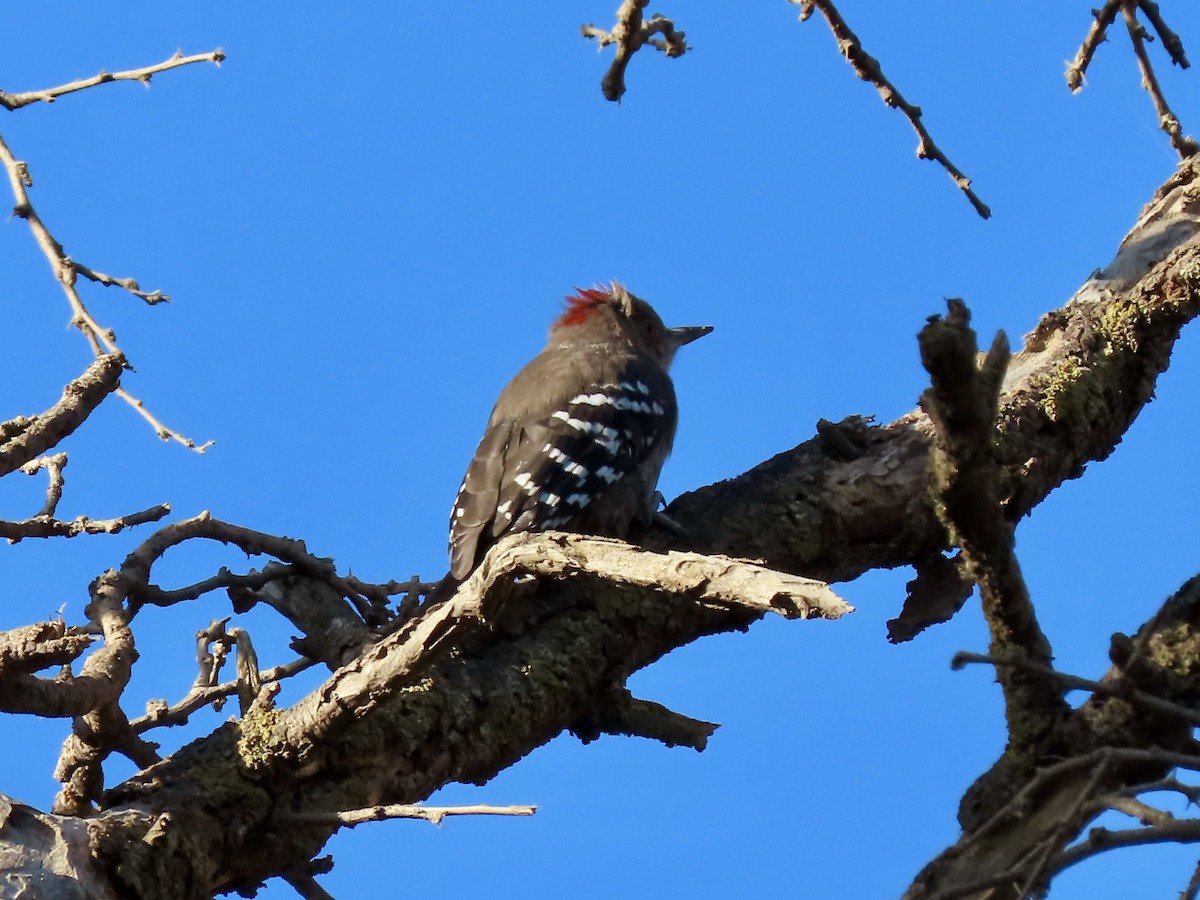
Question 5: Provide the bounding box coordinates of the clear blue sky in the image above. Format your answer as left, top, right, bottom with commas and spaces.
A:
3, 3, 1200, 898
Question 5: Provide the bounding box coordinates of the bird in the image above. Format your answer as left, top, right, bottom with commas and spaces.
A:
436, 281, 711, 600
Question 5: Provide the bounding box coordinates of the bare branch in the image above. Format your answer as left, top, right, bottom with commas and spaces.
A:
70, 259, 169, 305
1018, 755, 1113, 898
0, 50, 225, 110
1101, 794, 1176, 827
0, 127, 212, 452
131, 658, 315, 735
952, 650, 1200, 726
18, 452, 67, 518
919, 300, 1067, 746
52, 569, 141, 814
1138, 0, 1191, 68
122, 515, 377, 667
290, 803, 537, 829
282, 871, 335, 900
267, 532, 850, 769
457, 533, 851, 622
573, 687, 719, 750
1123, 4, 1198, 159
133, 564, 299, 609
581, 0, 687, 102
791, 0, 989, 218
1114, 776, 1200, 805
0, 621, 92, 679
1066, 0, 1125, 91
0, 354, 124, 476
113, 387, 214, 452
0, 503, 171, 543
1053, 818, 1200, 878
1184, 857, 1200, 900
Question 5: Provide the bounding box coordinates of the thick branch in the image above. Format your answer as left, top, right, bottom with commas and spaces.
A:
86, 534, 846, 895
0, 354, 124, 476
17, 150, 1200, 900
662, 154, 1200, 604
919, 302, 1067, 747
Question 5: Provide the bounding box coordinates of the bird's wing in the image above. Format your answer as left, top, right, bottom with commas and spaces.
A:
448, 378, 676, 579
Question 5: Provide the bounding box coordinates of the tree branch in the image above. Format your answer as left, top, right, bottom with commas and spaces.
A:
662, 153, 1200, 599
289, 803, 537, 829
0, 54, 220, 453
573, 687, 719, 750
919, 301, 1067, 747
0, 50, 225, 110
0, 503, 171, 543
1066, 0, 1125, 91
11, 102, 1200, 900
0, 354, 124, 477
1123, 4, 1198, 159
791, 0, 989, 218
581, 0, 687, 102
906, 574, 1200, 899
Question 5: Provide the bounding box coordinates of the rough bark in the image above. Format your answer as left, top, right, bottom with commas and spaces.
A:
4, 156, 1200, 898
664, 156, 1200, 587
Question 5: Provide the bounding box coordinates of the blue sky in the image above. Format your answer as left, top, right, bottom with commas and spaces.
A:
3, 3, 1200, 897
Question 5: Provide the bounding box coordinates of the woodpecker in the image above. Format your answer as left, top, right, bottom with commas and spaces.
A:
441, 282, 711, 594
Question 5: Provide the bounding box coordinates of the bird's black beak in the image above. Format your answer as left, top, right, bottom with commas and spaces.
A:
668, 324, 713, 347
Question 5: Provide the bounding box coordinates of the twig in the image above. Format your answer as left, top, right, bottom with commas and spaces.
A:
1066, 0, 1125, 91
18, 452, 67, 517
131, 658, 315, 734
290, 803, 537, 829
1123, 4, 1198, 159
0, 130, 118, 355
0, 503, 171, 543
1102, 794, 1176, 827
133, 565, 300, 609
1065, 1, 1195, 158
71, 259, 169, 304
580, 0, 687, 102
1138, 0, 1190, 69
949, 746, 1200, 869
791, 0, 990, 218
1053, 818, 1200, 877
122, 515, 375, 667
1018, 753, 1113, 897
1183, 856, 1200, 900
1114, 776, 1200, 805
114, 387, 214, 452
0, 52, 221, 452
0, 50, 225, 110
951, 650, 1200, 726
